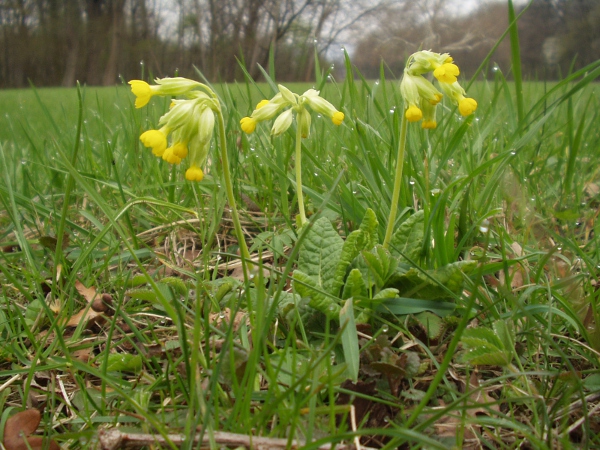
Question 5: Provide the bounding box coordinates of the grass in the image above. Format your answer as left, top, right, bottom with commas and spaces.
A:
1, 54, 600, 450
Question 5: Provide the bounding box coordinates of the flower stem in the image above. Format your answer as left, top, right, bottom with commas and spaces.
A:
383, 112, 408, 248
295, 123, 307, 226
216, 109, 251, 276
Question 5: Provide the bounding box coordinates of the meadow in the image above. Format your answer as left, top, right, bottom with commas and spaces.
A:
1, 52, 600, 450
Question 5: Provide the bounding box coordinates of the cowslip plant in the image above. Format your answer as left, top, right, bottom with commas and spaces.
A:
129, 77, 252, 273
383, 50, 478, 248
240, 84, 344, 226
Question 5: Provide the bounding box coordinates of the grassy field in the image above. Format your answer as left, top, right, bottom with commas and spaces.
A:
1, 52, 600, 450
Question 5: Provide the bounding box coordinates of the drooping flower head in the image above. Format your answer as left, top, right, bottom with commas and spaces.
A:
400, 50, 477, 129
239, 84, 344, 138
129, 77, 220, 181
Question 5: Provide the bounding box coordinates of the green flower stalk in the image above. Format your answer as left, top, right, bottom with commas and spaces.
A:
240, 84, 344, 226
129, 77, 252, 274
383, 51, 477, 248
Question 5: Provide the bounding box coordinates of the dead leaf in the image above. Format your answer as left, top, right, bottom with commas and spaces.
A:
208, 308, 247, 332
585, 182, 600, 197
3, 409, 60, 450
467, 371, 500, 416
66, 305, 105, 328
67, 281, 110, 328
75, 280, 97, 303
72, 348, 93, 363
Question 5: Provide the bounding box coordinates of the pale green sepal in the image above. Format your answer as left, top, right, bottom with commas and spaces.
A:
271, 109, 293, 136
278, 84, 297, 105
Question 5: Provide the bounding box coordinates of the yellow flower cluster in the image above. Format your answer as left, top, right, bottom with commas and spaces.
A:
240, 85, 344, 138
129, 78, 218, 181
400, 50, 477, 129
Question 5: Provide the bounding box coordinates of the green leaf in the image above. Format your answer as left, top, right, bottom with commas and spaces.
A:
461, 347, 511, 366
297, 217, 344, 294
462, 327, 505, 350
387, 260, 476, 300
357, 208, 378, 250
127, 284, 174, 304
341, 269, 368, 301
377, 297, 455, 317
340, 298, 359, 382
25, 299, 44, 327
389, 210, 425, 263
330, 209, 378, 297
104, 353, 143, 372
362, 245, 397, 289
293, 270, 340, 319
460, 321, 516, 367
493, 320, 515, 353
330, 229, 365, 297
161, 277, 188, 296
414, 311, 445, 341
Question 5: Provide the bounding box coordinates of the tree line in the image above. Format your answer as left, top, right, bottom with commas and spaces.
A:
1, 0, 598, 89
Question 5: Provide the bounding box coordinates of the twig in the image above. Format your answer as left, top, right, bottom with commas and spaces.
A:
98, 428, 376, 450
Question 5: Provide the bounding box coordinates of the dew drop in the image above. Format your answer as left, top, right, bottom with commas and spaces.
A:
381, 324, 389, 333
479, 219, 490, 233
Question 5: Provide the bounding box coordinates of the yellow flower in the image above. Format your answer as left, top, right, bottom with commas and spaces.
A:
240, 117, 257, 134
433, 63, 460, 84
129, 80, 156, 108
459, 98, 478, 116
332, 111, 344, 126
430, 93, 443, 105
422, 120, 437, 129
140, 129, 168, 156
185, 165, 204, 182
162, 142, 187, 165
256, 100, 270, 109
405, 106, 423, 122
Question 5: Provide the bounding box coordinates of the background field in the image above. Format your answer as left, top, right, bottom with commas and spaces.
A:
1, 62, 600, 449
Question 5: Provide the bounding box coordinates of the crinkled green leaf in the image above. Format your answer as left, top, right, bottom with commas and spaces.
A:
340, 298, 359, 382
414, 311, 445, 340
330, 209, 378, 297
358, 208, 378, 251
127, 283, 174, 304
293, 270, 340, 319
493, 320, 515, 353
161, 277, 188, 296
342, 268, 368, 301
25, 299, 44, 327
104, 353, 143, 372
389, 210, 425, 263
387, 260, 477, 300
403, 352, 421, 378
297, 217, 344, 294
362, 245, 397, 289
461, 347, 511, 366
356, 287, 398, 309
330, 229, 365, 297
462, 327, 505, 350
377, 297, 455, 317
